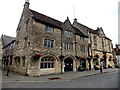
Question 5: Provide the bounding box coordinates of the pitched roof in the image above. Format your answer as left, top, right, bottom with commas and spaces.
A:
74, 21, 112, 41
89, 29, 99, 35
1, 35, 16, 47
74, 21, 96, 34
74, 27, 89, 38
104, 37, 112, 41
30, 9, 62, 29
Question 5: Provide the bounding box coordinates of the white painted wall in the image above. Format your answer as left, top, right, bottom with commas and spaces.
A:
117, 55, 120, 67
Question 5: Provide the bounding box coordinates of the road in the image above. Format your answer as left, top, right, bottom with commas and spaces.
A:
2, 71, 119, 88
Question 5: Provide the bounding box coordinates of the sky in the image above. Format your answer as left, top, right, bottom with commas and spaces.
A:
0, 0, 119, 47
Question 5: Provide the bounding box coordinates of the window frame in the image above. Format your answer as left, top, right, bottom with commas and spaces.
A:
64, 30, 73, 38
80, 36, 84, 41
44, 39, 54, 48
64, 42, 69, 50
45, 25, 54, 33
80, 46, 85, 52
40, 57, 55, 69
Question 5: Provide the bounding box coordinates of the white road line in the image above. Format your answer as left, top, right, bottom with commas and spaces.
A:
3, 80, 46, 83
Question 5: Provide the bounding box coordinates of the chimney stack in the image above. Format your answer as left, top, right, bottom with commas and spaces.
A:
97, 27, 99, 30
74, 18, 77, 22
24, 0, 30, 9
25, 0, 29, 3
115, 44, 119, 51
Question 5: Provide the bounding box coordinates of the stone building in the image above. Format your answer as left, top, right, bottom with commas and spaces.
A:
73, 19, 114, 70
2, 1, 114, 76
114, 44, 120, 68
1, 34, 16, 69
1, 1, 89, 76
0, 38, 2, 66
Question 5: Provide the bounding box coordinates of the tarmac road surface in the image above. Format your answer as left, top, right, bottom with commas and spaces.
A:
2, 71, 119, 88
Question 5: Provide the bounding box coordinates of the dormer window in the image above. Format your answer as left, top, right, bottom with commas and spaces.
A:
80, 36, 84, 41
45, 25, 54, 32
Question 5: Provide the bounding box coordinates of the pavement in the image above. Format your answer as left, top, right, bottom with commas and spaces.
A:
2, 68, 119, 82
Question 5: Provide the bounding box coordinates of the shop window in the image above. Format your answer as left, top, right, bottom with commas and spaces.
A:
93, 58, 99, 65
40, 57, 55, 69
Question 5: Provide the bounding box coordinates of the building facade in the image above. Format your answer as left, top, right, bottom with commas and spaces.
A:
2, 1, 115, 76
73, 19, 114, 70
0, 38, 2, 66
2, 1, 89, 76
1, 35, 16, 70
114, 44, 120, 68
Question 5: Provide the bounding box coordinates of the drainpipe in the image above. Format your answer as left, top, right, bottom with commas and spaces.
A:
60, 47, 63, 74
74, 41, 77, 71
60, 27, 63, 74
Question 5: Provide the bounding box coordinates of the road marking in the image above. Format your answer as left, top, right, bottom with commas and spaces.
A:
3, 79, 68, 83
66, 80, 70, 81
3, 80, 46, 83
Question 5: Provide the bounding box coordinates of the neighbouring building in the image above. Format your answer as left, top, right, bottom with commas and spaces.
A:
0, 38, 2, 66
73, 19, 114, 70
1, 34, 16, 69
2, 1, 115, 76
114, 44, 120, 68
116, 49, 120, 68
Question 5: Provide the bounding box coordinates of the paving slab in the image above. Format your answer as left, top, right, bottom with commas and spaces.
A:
2, 68, 119, 82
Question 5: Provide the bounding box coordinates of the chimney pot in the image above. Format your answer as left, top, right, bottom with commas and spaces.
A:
25, 0, 29, 3
74, 18, 77, 22
97, 27, 99, 30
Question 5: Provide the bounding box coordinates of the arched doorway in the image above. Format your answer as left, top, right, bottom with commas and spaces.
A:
64, 57, 73, 72
103, 55, 107, 69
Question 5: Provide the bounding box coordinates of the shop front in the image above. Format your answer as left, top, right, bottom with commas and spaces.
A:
80, 58, 86, 71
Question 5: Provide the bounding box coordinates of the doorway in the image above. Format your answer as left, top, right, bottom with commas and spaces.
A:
80, 58, 86, 70
64, 58, 73, 72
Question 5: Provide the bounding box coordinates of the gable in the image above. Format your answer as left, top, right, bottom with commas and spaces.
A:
62, 18, 74, 32
1, 35, 16, 47
98, 29, 106, 37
